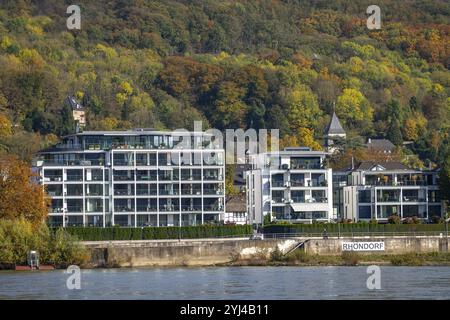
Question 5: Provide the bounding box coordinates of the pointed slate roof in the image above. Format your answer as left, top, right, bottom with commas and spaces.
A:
326, 112, 346, 135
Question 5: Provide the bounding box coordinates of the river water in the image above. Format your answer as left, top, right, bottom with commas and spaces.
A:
0, 266, 449, 300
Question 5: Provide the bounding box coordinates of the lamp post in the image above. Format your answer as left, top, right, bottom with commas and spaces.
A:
445, 217, 449, 239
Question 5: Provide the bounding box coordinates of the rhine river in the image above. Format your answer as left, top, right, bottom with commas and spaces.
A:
1, 266, 449, 299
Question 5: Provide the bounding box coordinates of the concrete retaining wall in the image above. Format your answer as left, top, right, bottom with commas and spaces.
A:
84, 236, 449, 267
304, 236, 449, 255
85, 238, 297, 267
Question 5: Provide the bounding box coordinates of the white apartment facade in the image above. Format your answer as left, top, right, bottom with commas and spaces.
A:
246, 147, 333, 224
339, 162, 443, 222
33, 129, 225, 227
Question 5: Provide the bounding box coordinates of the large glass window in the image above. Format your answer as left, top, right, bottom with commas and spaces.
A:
358, 206, 372, 219
358, 190, 371, 203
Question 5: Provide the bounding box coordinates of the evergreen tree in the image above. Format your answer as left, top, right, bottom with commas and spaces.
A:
387, 120, 403, 146
60, 103, 76, 135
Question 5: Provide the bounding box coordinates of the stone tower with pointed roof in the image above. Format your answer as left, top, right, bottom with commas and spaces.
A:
325, 112, 346, 153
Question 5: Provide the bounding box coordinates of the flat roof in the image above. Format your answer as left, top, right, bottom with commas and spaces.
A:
64, 130, 214, 138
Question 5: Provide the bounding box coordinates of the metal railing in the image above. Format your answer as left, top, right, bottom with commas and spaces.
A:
263, 230, 448, 239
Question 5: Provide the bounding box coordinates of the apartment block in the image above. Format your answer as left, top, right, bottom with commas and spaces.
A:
33, 129, 225, 227
336, 161, 443, 221
246, 147, 333, 224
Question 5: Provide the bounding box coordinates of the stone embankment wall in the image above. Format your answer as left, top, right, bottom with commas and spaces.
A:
85, 238, 297, 267
84, 236, 449, 267
304, 236, 449, 255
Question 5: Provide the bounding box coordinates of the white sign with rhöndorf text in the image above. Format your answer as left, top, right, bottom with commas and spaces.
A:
342, 242, 385, 251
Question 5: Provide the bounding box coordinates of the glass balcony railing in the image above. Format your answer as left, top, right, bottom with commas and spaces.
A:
377, 196, 400, 202
113, 175, 134, 181
66, 206, 83, 213
114, 190, 134, 196
290, 180, 305, 187
47, 191, 62, 197
403, 196, 426, 202
204, 189, 224, 195
159, 190, 179, 196
159, 205, 178, 212
181, 189, 202, 195
43, 175, 63, 182
114, 206, 134, 212
271, 181, 284, 187
181, 205, 202, 212
203, 205, 223, 211
272, 197, 284, 203
137, 206, 158, 212
308, 180, 327, 187
203, 175, 221, 181
136, 189, 157, 196
66, 175, 83, 182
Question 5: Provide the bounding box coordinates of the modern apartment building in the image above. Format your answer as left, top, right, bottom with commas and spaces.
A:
336, 161, 443, 222
33, 129, 225, 227
246, 147, 333, 224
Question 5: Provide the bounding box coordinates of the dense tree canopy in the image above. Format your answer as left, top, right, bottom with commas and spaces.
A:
0, 0, 448, 169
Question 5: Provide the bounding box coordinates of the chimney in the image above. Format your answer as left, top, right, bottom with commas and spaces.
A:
368, 138, 371, 144
351, 156, 355, 170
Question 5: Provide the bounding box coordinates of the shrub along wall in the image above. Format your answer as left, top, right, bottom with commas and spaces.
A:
263, 223, 447, 235
60, 225, 252, 241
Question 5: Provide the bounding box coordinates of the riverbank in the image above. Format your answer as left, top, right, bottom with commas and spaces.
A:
82, 236, 450, 268
224, 251, 450, 267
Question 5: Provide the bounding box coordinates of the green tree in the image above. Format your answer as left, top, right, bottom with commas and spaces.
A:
387, 120, 403, 146
439, 156, 450, 203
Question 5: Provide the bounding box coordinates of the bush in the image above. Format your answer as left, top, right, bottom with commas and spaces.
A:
61, 225, 252, 241
0, 219, 89, 267
270, 247, 284, 262
430, 215, 444, 224
403, 216, 421, 224
390, 253, 425, 266
341, 252, 359, 266
388, 215, 401, 224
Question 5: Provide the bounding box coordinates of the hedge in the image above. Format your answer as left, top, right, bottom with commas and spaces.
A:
263, 223, 447, 234
57, 225, 252, 241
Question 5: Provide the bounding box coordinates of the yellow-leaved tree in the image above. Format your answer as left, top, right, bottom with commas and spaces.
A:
280, 128, 322, 151
0, 154, 50, 226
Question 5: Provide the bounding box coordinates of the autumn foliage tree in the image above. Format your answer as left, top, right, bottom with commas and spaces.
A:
0, 154, 49, 225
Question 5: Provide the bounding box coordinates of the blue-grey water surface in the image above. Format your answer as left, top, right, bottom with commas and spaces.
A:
0, 266, 449, 300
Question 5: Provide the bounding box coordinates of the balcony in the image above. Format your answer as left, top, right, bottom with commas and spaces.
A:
308, 180, 327, 187
136, 174, 157, 181
403, 196, 426, 202
181, 205, 202, 212
159, 189, 179, 196
66, 175, 83, 182
377, 196, 400, 202
290, 180, 305, 187
203, 175, 221, 181
291, 197, 305, 203
114, 206, 134, 212
114, 190, 134, 196
137, 206, 158, 212
113, 175, 134, 181
203, 204, 223, 211
159, 205, 177, 212
271, 181, 284, 188
136, 189, 157, 196
272, 197, 284, 204
43, 175, 63, 182
86, 191, 103, 196
66, 206, 83, 213
204, 189, 224, 195
47, 191, 62, 197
